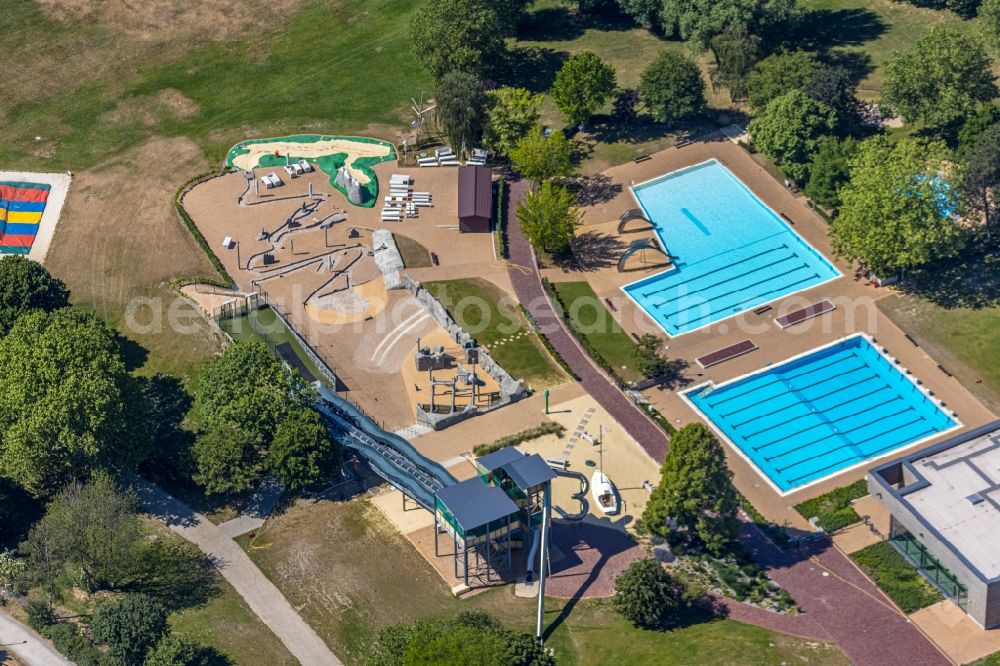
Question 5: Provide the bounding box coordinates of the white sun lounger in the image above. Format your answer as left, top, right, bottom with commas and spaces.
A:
390, 174, 411, 184
413, 191, 431, 197
417, 156, 438, 165
435, 147, 455, 158
439, 159, 461, 166
414, 201, 433, 207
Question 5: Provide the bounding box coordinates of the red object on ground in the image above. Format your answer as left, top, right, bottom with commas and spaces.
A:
274, 150, 280, 157
248, 530, 255, 538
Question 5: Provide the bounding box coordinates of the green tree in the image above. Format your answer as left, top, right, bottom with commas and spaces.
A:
643, 423, 738, 554
831, 136, 964, 276
804, 65, 862, 135
749, 89, 836, 183
493, 0, 534, 33
639, 51, 706, 124
434, 71, 487, 153
708, 23, 762, 102
193, 340, 313, 448
144, 634, 228, 666
21, 472, 142, 592
411, 0, 507, 80
882, 28, 997, 127
658, 0, 797, 48
612, 88, 640, 127
517, 181, 581, 254
192, 423, 263, 496
92, 593, 168, 666
139, 374, 196, 488
0, 309, 150, 497
550, 51, 617, 126
509, 128, 574, 182
746, 51, 821, 112
958, 103, 1000, 155
982, 0, 1000, 51
805, 136, 858, 208
267, 409, 342, 491
0, 256, 69, 335
616, 0, 660, 27
634, 333, 676, 378
961, 123, 1000, 242
613, 558, 682, 629
484, 87, 542, 158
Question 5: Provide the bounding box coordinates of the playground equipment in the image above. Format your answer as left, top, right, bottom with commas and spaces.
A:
0, 180, 49, 255
617, 237, 674, 273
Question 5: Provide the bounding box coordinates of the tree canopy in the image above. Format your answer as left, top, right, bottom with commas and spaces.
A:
0, 308, 150, 497
509, 128, 574, 182
749, 89, 836, 183
192, 423, 263, 496
267, 409, 342, 492
882, 27, 997, 127
831, 136, 965, 275
483, 87, 542, 158
613, 558, 683, 629
805, 136, 858, 208
634, 333, 676, 378
144, 634, 227, 666
517, 181, 581, 254
642, 423, 738, 555
708, 24, 762, 102
960, 123, 1000, 241
434, 71, 487, 152
658, 0, 797, 48
746, 51, 821, 112
982, 0, 1000, 48
410, 0, 507, 80
639, 50, 707, 124
0, 256, 69, 335
91, 593, 169, 666
550, 51, 617, 126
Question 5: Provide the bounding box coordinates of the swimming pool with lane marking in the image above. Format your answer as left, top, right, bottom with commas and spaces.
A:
683, 334, 959, 494
623, 160, 840, 336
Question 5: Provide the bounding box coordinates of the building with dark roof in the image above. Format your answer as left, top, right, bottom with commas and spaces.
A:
457, 165, 493, 233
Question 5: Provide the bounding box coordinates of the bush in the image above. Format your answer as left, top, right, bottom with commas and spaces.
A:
43, 623, 115, 666
613, 558, 682, 628
851, 541, 941, 613
794, 480, 867, 532
24, 599, 54, 631
472, 422, 566, 457
494, 178, 507, 258
175, 174, 233, 287
91, 593, 169, 666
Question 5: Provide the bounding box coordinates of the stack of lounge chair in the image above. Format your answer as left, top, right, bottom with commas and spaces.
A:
380, 174, 434, 221
417, 147, 463, 167
466, 148, 488, 166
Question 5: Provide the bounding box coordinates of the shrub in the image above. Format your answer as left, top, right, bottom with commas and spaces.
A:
851, 541, 941, 613
43, 623, 114, 666
24, 599, 54, 631
472, 422, 566, 457
794, 480, 867, 532
613, 558, 682, 628
91, 593, 169, 666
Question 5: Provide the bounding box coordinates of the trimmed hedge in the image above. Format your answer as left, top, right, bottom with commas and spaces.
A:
494, 177, 507, 258
174, 172, 235, 287
794, 480, 868, 532
851, 541, 941, 613
473, 421, 566, 457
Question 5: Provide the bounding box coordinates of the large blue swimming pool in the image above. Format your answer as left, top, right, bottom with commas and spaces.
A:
685, 335, 958, 493
623, 160, 840, 336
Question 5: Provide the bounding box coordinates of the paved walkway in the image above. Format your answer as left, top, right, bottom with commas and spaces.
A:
0, 610, 74, 666
133, 478, 342, 666
504, 178, 671, 462
506, 178, 952, 666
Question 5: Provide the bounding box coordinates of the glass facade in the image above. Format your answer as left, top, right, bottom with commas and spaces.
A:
889, 516, 968, 611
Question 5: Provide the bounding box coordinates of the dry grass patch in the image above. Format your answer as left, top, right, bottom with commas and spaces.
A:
100, 89, 199, 127
44, 136, 225, 376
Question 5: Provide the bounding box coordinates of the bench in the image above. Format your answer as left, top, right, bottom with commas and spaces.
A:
696, 339, 758, 369
546, 457, 568, 471
775, 299, 835, 329
431, 252, 440, 266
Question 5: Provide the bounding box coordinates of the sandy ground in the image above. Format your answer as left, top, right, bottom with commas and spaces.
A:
910, 599, 1000, 665
181, 283, 248, 315
231, 138, 393, 184
43, 137, 224, 374
0, 170, 71, 264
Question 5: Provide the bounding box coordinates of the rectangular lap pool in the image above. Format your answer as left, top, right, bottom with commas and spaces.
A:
623, 160, 840, 336
684, 335, 959, 494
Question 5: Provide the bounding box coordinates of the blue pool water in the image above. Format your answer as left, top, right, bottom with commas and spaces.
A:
623, 160, 840, 336
686, 335, 957, 493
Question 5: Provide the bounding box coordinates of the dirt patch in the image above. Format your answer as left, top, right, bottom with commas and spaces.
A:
43, 136, 225, 376
36, 0, 306, 41
100, 89, 200, 127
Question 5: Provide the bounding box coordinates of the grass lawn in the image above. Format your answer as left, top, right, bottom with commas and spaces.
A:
242, 497, 849, 665
550, 281, 644, 383
423, 277, 567, 391
877, 293, 1000, 414
169, 576, 297, 666
794, 480, 868, 532
851, 541, 942, 613
393, 233, 433, 268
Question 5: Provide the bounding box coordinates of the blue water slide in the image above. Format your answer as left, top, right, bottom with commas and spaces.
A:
314, 385, 456, 510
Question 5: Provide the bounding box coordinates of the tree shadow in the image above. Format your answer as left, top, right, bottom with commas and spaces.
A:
115, 332, 150, 372
569, 231, 627, 271
792, 8, 886, 50
505, 46, 569, 92
900, 251, 1000, 309
125, 538, 220, 612
819, 51, 875, 86
565, 174, 623, 206
0, 477, 44, 549
517, 6, 585, 41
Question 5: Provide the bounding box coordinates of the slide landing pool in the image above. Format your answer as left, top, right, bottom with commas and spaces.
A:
684, 335, 959, 494
623, 160, 840, 336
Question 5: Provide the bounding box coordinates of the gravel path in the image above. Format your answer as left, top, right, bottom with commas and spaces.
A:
0, 611, 74, 666
134, 478, 342, 666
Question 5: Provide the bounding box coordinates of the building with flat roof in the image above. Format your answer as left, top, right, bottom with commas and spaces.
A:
869, 420, 1000, 628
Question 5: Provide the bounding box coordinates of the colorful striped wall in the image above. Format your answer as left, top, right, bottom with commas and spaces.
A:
0, 181, 49, 255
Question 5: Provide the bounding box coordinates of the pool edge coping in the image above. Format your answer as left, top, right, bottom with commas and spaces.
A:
679, 332, 964, 498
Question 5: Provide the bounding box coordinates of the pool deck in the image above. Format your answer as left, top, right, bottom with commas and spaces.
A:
565, 136, 996, 528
